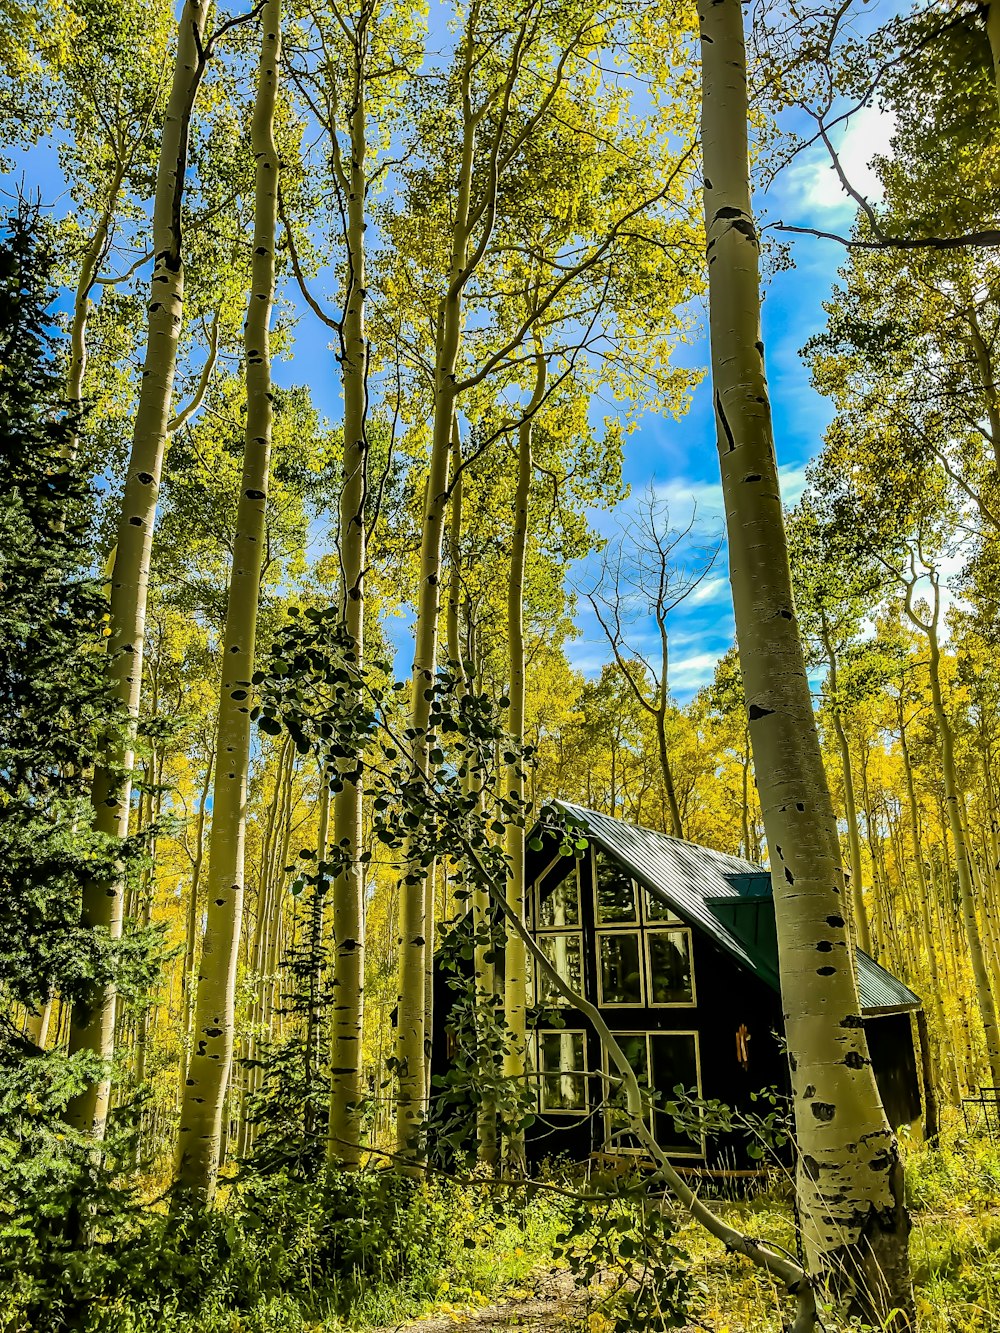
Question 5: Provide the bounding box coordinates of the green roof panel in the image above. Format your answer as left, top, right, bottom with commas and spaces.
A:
547, 801, 919, 1017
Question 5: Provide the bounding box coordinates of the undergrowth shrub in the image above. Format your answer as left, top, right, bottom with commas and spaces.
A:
2, 1168, 566, 1332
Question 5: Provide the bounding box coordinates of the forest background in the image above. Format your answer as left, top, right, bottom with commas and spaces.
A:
4, 0, 1000, 1330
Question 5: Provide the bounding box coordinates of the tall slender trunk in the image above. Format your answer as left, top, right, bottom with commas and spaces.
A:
502, 357, 544, 1172
698, 1, 913, 1321
305, 775, 330, 1140
66, 0, 211, 1139
857, 738, 886, 960
822, 627, 871, 953
175, 0, 281, 1202
178, 738, 215, 1105
328, 73, 369, 1171
654, 615, 683, 838
446, 434, 498, 1167
898, 704, 952, 1103
238, 739, 291, 1157
967, 303, 1000, 481
395, 50, 477, 1162
905, 572, 1000, 1091
65, 162, 127, 459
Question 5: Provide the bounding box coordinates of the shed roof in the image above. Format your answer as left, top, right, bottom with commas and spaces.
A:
548, 800, 920, 1017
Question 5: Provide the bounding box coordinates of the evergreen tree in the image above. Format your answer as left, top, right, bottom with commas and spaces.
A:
0, 211, 123, 1046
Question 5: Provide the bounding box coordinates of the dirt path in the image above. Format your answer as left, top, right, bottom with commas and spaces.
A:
376, 1268, 598, 1332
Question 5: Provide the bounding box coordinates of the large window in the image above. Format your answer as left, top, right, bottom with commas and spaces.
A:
594, 848, 638, 923
534, 857, 584, 1004
536, 857, 581, 928
646, 930, 694, 1006
602, 1031, 703, 1157
536, 932, 583, 1005
598, 932, 643, 1005
593, 849, 695, 1008
537, 1030, 589, 1113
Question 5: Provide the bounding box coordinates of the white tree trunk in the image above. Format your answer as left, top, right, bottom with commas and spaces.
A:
66, 0, 211, 1139
175, 0, 281, 1201
698, 0, 913, 1322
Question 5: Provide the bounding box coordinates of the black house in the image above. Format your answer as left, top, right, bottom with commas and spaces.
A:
432, 801, 924, 1172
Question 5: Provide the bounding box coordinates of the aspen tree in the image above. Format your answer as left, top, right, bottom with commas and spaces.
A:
443, 425, 498, 1166
66, 0, 213, 1138
897, 700, 952, 1107
391, 0, 698, 1158
175, 0, 282, 1202
57, 0, 173, 458
821, 624, 872, 953
900, 557, 1000, 1091
698, 0, 913, 1321
284, 0, 422, 1166
502, 345, 546, 1174
326, 21, 369, 1169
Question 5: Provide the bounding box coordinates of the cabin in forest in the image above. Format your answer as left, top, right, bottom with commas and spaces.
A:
431, 800, 924, 1172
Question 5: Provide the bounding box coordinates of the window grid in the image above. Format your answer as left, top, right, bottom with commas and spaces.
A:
592, 848, 694, 1008
601, 1030, 705, 1159
534, 1029, 590, 1116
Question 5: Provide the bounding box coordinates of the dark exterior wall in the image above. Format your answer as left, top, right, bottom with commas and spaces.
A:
430, 837, 923, 1171
523, 841, 791, 1170
863, 1012, 923, 1131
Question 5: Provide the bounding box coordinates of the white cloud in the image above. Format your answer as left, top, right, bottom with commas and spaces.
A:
789, 104, 896, 217
669, 652, 721, 690
685, 574, 729, 608
653, 461, 808, 517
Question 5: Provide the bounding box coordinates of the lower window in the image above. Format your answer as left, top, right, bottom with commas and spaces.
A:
537, 1029, 589, 1113
602, 1031, 703, 1156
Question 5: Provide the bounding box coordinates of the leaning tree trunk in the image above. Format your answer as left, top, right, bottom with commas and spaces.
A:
175, 0, 281, 1203
698, 0, 914, 1324
327, 76, 369, 1172
66, 0, 211, 1139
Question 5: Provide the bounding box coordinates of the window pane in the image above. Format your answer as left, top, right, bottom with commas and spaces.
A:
605, 1034, 649, 1150
538, 861, 580, 927
539, 1031, 587, 1111
594, 848, 637, 923
599, 933, 642, 1004
647, 930, 694, 1004
649, 1033, 700, 1153
537, 933, 583, 1003
644, 888, 681, 923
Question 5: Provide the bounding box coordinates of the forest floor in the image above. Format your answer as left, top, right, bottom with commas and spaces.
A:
373, 1268, 602, 1333
374, 1119, 1000, 1333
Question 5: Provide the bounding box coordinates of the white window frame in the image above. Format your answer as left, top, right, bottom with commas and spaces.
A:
535, 1028, 590, 1116
601, 1030, 705, 1159
591, 846, 639, 926
591, 848, 696, 1008
644, 926, 697, 1009
535, 930, 584, 1007
534, 853, 583, 931
595, 929, 645, 1007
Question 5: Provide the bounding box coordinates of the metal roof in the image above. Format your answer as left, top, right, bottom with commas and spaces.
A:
548, 801, 920, 1016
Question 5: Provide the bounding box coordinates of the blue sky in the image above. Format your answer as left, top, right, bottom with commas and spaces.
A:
11, 40, 895, 705
564, 102, 896, 703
